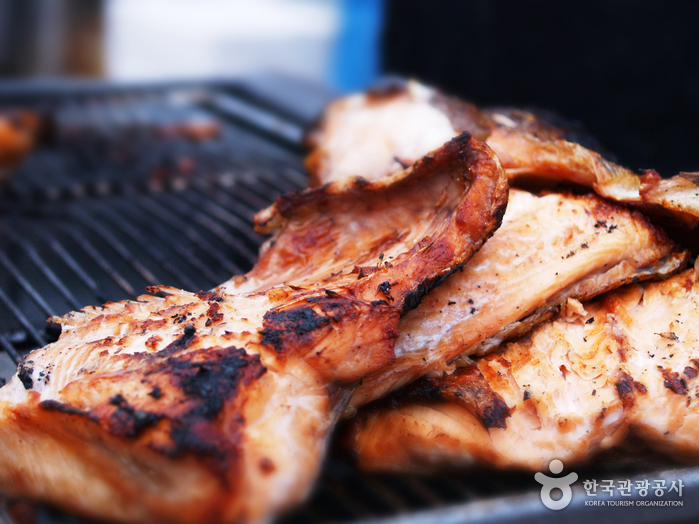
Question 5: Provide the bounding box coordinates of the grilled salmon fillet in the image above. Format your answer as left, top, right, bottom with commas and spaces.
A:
350, 189, 687, 407
0, 133, 508, 524
305, 80, 699, 230
346, 265, 699, 472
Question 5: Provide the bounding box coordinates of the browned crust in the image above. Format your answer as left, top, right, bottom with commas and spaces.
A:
614, 369, 648, 409
372, 364, 511, 430
253, 133, 509, 313
2, 398, 237, 524
252, 133, 508, 381
259, 294, 401, 382
47, 344, 266, 476
657, 366, 688, 396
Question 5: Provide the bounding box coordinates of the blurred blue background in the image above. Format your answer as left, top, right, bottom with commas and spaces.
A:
0, 0, 384, 93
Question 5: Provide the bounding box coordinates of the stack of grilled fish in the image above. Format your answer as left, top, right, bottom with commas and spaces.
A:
1, 80, 699, 523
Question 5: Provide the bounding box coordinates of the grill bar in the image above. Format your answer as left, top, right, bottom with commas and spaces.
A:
114, 192, 223, 287
57, 223, 138, 297
34, 229, 102, 298
1, 229, 83, 317
0, 246, 57, 320
94, 204, 201, 291
134, 191, 245, 276
0, 285, 47, 348
0, 333, 23, 365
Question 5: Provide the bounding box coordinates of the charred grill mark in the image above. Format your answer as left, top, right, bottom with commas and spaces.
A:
137, 346, 266, 468
686, 366, 699, 379
447, 366, 510, 429
39, 345, 265, 476
163, 348, 266, 466
109, 394, 126, 406
174, 350, 263, 420
658, 366, 688, 395
260, 305, 332, 352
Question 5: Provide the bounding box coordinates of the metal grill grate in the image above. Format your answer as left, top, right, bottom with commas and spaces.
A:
0, 80, 697, 524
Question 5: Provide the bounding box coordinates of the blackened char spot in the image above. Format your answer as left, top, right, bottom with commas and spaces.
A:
163, 348, 266, 461
149, 385, 163, 399
109, 394, 126, 406
156, 325, 196, 357
180, 354, 250, 418
354, 266, 376, 279
658, 366, 688, 395
174, 348, 266, 420
17, 363, 33, 390
479, 401, 511, 429
377, 281, 392, 300
684, 367, 698, 379
260, 306, 331, 352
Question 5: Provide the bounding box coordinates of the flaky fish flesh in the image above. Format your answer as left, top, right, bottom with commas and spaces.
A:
347, 265, 699, 472
351, 188, 687, 407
